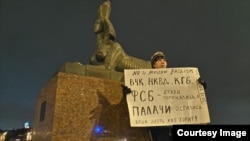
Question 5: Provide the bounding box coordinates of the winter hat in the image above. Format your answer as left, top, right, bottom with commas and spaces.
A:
150, 51, 166, 68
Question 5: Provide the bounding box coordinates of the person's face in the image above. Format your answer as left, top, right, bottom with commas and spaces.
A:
153, 58, 167, 69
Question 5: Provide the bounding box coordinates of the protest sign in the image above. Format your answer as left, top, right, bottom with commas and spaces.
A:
124, 67, 210, 127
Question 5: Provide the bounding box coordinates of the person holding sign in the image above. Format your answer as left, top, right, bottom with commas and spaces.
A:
149, 51, 173, 141
122, 51, 208, 141
149, 51, 207, 141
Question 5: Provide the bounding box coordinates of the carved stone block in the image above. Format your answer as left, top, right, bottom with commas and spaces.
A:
58, 62, 124, 82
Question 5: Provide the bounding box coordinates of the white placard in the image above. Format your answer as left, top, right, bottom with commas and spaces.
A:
124, 67, 210, 127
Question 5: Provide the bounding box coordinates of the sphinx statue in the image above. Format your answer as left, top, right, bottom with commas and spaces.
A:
32, 1, 153, 140
89, 0, 151, 72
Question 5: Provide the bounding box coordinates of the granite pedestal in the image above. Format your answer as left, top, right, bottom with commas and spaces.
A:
32, 62, 151, 141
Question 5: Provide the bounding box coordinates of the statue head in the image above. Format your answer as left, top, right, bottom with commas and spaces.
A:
97, 0, 111, 19
94, 0, 116, 40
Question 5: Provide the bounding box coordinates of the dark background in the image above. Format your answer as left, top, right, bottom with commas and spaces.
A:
1, 0, 249, 129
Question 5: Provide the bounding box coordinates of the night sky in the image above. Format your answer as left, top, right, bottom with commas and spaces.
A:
1, 0, 249, 130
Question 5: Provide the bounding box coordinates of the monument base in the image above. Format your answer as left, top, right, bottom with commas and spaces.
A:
58, 62, 124, 82
32, 72, 151, 141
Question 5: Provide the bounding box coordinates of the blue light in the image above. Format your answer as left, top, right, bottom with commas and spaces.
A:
94, 125, 104, 135
24, 121, 30, 128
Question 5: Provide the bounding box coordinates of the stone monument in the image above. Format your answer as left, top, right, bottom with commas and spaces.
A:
32, 0, 152, 141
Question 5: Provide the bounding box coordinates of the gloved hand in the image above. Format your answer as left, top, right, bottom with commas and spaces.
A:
198, 77, 207, 89
121, 84, 132, 95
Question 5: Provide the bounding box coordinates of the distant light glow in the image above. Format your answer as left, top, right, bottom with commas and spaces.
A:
24, 121, 30, 128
